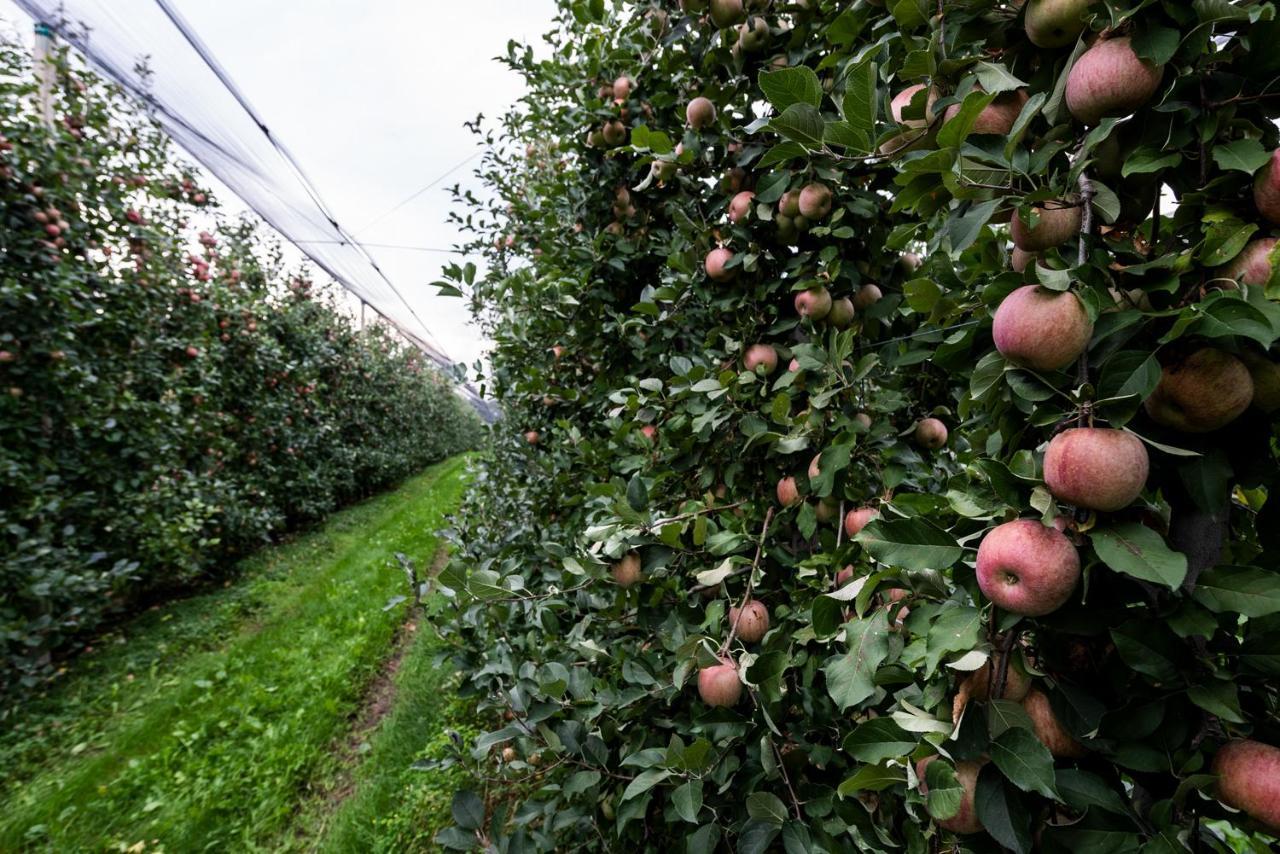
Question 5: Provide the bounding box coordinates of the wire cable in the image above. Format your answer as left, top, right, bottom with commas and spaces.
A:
353, 149, 482, 237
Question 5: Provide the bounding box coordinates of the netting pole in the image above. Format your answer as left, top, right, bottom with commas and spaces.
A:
360, 299, 366, 331
33, 22, 54, 129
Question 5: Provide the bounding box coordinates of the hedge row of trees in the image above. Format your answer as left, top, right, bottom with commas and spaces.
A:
0, 36, 482, 690
433, 0, 1280, 851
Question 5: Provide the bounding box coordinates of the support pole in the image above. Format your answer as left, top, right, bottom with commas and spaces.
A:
34, 22, 55, 130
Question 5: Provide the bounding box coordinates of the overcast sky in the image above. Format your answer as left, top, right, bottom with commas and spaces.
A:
0, 0, 558, 372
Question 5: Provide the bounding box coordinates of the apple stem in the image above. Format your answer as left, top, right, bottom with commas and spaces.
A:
936, 0, 946, 58
721, 506, 774, 655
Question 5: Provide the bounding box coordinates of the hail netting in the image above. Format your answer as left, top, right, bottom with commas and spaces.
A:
8, 0, 472, 385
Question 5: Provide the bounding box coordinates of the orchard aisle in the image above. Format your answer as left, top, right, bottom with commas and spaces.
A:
0, 455, 476, 853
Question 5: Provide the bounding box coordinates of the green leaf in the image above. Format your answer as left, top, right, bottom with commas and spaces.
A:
842, 718, 917, 763
768, 103, 826, 150
1091, 523, 1188, 590
626, 474, 648, 512
759, 67, 823, 112
737, 820, 780, 854
925, 606, 983, 677
1132, 25, 1180, 65
451, 790, 484, 830
757, 141, 808, 169
1111, 619, 1182, 683
976, 770, 1035, 854
837, 763, 908, 795
991, 727, 1060, 801
840, 58, 877, 154
1056, 769, 1130, 815
937, 92, 997, 148
823, 610, 890, 709
1194, 565, 1280, 618
1213, 138, 1272, 174
855, 517, 963, 570
621, 767, 672, 801
973, 61, 1027, 94
925, 759, 964, 820
746, 791, 789, 824
1121, 147, 1182, 178
1188, 680, 1246, 724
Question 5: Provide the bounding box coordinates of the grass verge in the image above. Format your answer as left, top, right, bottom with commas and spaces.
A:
0, 455, 472, 852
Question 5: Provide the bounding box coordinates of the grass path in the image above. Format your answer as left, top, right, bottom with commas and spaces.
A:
0, 455, 473, 853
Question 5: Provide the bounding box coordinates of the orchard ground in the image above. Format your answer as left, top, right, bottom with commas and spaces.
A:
0, 455, 476, 852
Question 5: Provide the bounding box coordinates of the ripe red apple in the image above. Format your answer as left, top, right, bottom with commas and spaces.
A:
728, 191, 755, 224
992, 285, 1093, 371
827, 297, 855, 329
729, 599, 770, 643
1144, 348, 1254, 433
787, 357, 801, 372
1253, 149, 1280, 225
1012, 246, 1036, 273
709, 0, 745, 27
854, 412, 872, 430
743, 343, 778, 374
1222, 237, 1278, 285
836, 565, 856, 586
602, 120, 627, 146
965, 651, 1033, 703
551, 345, 565, 360
705, 247, 736, 282
778, 190, 801, 218
882, 84, 938, 155
976, 519, 1081, 616
915, 417, 948, 450
0, 350, 13, 363
1024, 0, 1091, 48
686, 97, 717, 129
943, 88, 1029, 135
1212, 739, 1280, 831
807, 453, 823, 480
898, 252, 922, 274
185, 346, 200, 359
1023, 688, 1087, 758
612, 75, 633, 101
640, 424, 658, 442
698, 657, 743, 707
1044, 427, 1149, 511
853, 284, 882, 310
795, 286, 832, 320
524, 430, 540, 445
1065, 37, 1164, 126
798, 182, 833, 220
612, 552, 643, 587
776, 476, 800, 507
1011, 202, 1082, 251
844, 506, 879, 537
916, 756, 985, 834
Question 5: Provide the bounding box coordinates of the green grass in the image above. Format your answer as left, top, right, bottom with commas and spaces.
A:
0, 455, 474, 853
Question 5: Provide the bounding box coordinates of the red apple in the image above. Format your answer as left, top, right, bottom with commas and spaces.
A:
686, 96, 717, 129
916, 756, 985, 834
612, 552, 643, 587
776, 476, 800, 507
728, 191, 755, 224
943, 88, 1029, 136
743, 343, 778, 374
524, 430, 540, 445
1144, 348, 1253, 433
640, 424, 658, 442
976, 519, 1080, 616
1065, 37, 1164, 126
794, 286, 832, 320
844, 506, 879, 537
915, 418, 948, 450
1222, 237, 1278, 286
798, 182, 833, 220
853, 284, 882, 310
827, 297, 855, 329
705, 247, 736, 282
1253, 149, 1280, 225
992, 285, 1093, 372
697, 657, 743, 707
1044, 427, 1149, 511
729, 599, 770, 643
1213, 739, 1280, 831
1023, 688, 1087, 758
1011, 202, 1082, 251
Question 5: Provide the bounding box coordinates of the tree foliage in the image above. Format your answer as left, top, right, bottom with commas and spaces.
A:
436, 0, 1280, 850
0, 37, 482, 689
